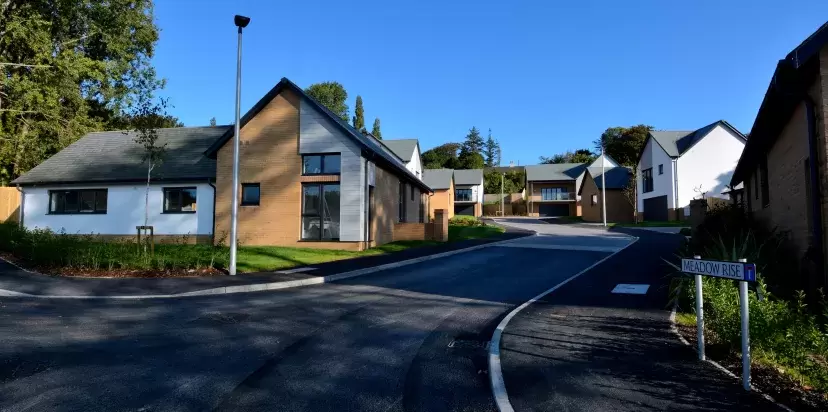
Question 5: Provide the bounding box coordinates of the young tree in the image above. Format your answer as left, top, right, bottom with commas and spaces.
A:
305, 82, 349, 121
621, 169, 639, 223
593, 125, 653, 167
210, 117, 217, 127
352, 95, 366, 133
371, 118, 382, 140
484, 129, 500, 167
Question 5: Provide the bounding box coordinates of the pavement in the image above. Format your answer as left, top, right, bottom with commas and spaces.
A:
0, 218, 778, 411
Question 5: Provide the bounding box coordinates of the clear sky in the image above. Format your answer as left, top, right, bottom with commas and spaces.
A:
152, 0, 828, 166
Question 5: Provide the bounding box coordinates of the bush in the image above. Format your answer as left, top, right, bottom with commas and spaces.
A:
679, 227, 691, 236
0, 221, 228, 272
449, 215, 484, 227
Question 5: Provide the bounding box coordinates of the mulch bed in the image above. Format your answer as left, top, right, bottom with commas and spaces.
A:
1, 253, 226, 278
676, 320, 828, 412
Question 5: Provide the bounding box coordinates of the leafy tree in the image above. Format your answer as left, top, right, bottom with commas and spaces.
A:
484, 128, 501, 167
210, 117, 217, 127
422, 143, 461, 169
0, 0, 162, 185
593, 125, 654, 167
352, 95, 366, 133
371, 118, 382, 140
539, 149, 596, 164
458, 151, 484, 169
484, 169, 525, 194
305, 82, 349, 121
622, 169, 639, 223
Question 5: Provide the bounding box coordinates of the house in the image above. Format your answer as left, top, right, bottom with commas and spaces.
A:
12, 78, 435, 250
423, 169, 454, 220
525, 155, 618, 217
381, 139, 423, 180
637, 120, 747, 221
730, 22, 828, 288
579, 167, 634, 223
452, 169, 484, 216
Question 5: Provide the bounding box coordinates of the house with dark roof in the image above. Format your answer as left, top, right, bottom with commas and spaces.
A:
380, 139, 422, 180
578, 167, 634, 223
524, 154, 618, 217
12, 77, 435, 250
452, 169, 483, 216
730, 22, 828, 290
422, 169, 455, 220
637, 120, 746, 221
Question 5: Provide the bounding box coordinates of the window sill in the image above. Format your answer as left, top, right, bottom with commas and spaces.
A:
298, 239, 341, 242
47, 212, 107, 215
301, 173, 341, 177
240, 203, 260, 207
162, 211, 196, 214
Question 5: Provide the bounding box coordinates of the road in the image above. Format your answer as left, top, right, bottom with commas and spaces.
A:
0, 220, 644, 411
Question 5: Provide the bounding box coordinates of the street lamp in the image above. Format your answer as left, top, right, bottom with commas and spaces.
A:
601, 144, 607, 227
229, 14, 250, 276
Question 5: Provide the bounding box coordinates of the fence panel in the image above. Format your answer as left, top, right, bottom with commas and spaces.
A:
0, 187, 21, 222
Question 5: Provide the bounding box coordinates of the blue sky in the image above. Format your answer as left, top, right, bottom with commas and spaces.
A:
152, 1, 828, 166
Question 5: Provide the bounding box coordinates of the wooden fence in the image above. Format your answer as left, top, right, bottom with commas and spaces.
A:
0, 187, 21, 222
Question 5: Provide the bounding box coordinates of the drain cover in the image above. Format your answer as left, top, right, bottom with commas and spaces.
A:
448, 339, 490, 350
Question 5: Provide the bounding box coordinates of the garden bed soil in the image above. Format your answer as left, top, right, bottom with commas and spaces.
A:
1, 253, 225, 278
676, 319, 828, 412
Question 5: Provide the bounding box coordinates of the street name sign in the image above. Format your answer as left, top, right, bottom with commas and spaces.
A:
681, 258, 756, 282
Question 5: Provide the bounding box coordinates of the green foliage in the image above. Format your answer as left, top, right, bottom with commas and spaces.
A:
448, 225, 504, 241
305, 82, 349, 121
371, 117, 382, 139
484, 128, 501, 167
483, 169, 525, 194
0, 0, 167, 185
594, 125, 654, 167
539, 149, 596, 164
458, 151, 484, 169
449, 215, 484, 226
679, 227, 692, 236
461, 126, 484, 153
209, 117, 217, 127
422, 143, 461, 169
353, 95, 365, 132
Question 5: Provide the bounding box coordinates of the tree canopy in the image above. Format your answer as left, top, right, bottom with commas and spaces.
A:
352, 95, 365, 133
305, 81, 349, 121
539, 149, 596, 164
371, 118, 382, 140
483, 169, 525, 194
422, 143, 461, 169
593, 125, 653, 167
0, 0, 171, 185
484, 128, 501, 167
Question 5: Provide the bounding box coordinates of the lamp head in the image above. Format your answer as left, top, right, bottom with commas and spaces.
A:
234, 15, 251, 28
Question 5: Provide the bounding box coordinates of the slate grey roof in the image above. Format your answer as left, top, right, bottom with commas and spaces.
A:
525, 163, 587, 181
649, 120, 746, 159
380, 139, 418, 162
12, 126, 228, 185
586, 167, 632, 190
423, 169, 454, 190
454, 169, 483, 186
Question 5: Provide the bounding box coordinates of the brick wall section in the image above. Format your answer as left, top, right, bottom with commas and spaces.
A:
402, 182, 422, 223
372, 163, 397, 245
393, 222, 426, 241
433, 209, 448, 241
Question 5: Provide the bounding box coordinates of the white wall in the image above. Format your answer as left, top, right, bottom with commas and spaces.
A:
22, 183, 214, 236
407, 143, 423, 180
638, 138, 676, 212
588, 154, 618, 168
676, 125, 745, 214
299, 100, 365, 241
455, 184, 482, 203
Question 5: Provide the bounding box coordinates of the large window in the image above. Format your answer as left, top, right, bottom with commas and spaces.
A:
455, 188, 473, 201
302, 183, 340, 240
302, 154, 341, 175
49, 189, 107, 214
163, 187, 197, 213
642, 168, 654, 193
241, 183, 260, 206
541, 187, 564, 200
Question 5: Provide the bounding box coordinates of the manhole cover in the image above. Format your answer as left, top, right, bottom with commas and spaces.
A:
448, 339, 490, 350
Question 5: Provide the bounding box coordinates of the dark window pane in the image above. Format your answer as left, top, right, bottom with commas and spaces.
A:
242, 184, 260, 206
95, 190, 107, 212
165, 190, 181, 211
64, 191, 79, 212
50, 192, 63, 213
303, 185, 320, 214
80, 191, 95, 212
323, 155, 341, 174
302, 217, 321, 240
323, 184, 340, 239
303, 156, 322, 174
181, 188, 197, 212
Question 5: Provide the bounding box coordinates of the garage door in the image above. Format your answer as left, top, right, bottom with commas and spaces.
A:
538, 204, 570, 217
454, 204, 475, 216
643, 195, 668, 221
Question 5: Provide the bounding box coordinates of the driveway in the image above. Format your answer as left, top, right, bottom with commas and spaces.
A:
0, 223, 633, 411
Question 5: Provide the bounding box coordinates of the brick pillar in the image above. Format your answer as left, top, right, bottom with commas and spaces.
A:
434, 209, 448, 242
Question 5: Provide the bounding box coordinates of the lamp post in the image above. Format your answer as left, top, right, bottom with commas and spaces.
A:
501, 173, 505, 217
229, 14, 250, 276
601, 145, 607, 227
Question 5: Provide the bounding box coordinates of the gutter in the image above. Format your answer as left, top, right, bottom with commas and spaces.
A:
208, 180, 217, 244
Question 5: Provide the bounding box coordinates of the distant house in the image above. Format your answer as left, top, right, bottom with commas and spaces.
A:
579, 167, 634, 223
453, 169, 484, 216
423, 169, 455, 220
525, 155, 618, 217
12, 78, 433, 250
381, 139, 423, 180
637, 121, 746, 221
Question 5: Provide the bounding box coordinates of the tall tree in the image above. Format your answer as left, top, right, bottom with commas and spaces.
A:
539, 149, 596, 164
457, 126, 484, 169
305, 82, 349, 121
461, 126, 484, 153
593, 125, 654, 167
422, 143, 461, 169
352, 95, 366, 133
0, 0, 163, 185
484, 128, 501, 167
371, 118, 382, 140
209, 117, 217, 127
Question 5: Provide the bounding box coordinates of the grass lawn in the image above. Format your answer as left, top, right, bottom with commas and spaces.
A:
614, 220, 689, 227
236, 224, 505, 272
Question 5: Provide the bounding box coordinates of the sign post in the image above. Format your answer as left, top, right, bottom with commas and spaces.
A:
681, 256, 756, 391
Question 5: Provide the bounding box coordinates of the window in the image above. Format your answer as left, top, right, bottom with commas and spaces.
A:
658, 164, 664, 175
541, 187, 564, 200
163, 187, 197, 213
399, 182, 407, 222
49, 189, 107, 214
455, 188, 473, 202
241, 183, 260, 206
642, 168, 654, 193
760, 156, 770, 208
301, 183, 340, 240
302, 154, 341, 175
591, 194, 598, 206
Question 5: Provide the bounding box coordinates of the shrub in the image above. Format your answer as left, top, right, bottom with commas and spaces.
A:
449, 215, 484, 227
679, 227, 691, 236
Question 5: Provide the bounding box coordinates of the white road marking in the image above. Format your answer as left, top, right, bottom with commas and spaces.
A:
276, 267, 317, 274
495, 243, 622, 252
611, 284, 650, 294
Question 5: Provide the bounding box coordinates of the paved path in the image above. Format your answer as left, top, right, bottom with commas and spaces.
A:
0, 221, 630, 411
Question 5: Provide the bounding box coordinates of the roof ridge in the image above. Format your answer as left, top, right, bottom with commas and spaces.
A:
88, 125, 231, 134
